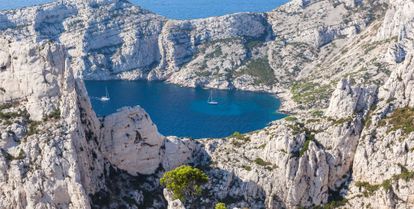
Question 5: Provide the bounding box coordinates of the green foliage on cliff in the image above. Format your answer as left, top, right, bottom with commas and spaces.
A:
240, 58, 275, 86
215, 202, 227, 209
380, 107, 414, 134
355, 164, 414, 197
254, 157, 272, 167
48, 108, 61, 120
160, 165, 209, 202
290, 82, 332, 105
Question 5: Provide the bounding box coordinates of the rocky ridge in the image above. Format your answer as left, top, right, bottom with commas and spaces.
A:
1, 0, 414, 209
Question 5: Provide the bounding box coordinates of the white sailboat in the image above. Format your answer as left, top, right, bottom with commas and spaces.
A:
207, 90, 218, 105
100, 87, 110, 102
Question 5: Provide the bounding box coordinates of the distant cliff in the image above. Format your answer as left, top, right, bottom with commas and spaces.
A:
1, 0, 414, 208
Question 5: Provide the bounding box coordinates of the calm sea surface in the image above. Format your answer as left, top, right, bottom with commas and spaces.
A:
0, 0, 288, 19
85, 80, 285, 138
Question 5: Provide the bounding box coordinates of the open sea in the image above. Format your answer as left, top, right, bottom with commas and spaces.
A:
0, 0, 288, 19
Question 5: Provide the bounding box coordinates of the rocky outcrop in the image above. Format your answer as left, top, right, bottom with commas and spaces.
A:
325, 78, 377, 119
0, 38, 66, 121
0, 0, 379, 95
2, 0, 414, 209
0, 39, 171, 209
164, 189, 185, 209
0, 40, 95, 209
101, 106, 165, 175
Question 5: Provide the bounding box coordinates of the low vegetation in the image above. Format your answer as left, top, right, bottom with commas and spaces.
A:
239, 58, 275, 86
327, 116, 353, 125
315, 197, 348, 209
245, 39, 264, 50
254, 157, 272, 167
230, 132, 250, 147
27, 120, 41, 136
215, 202, 227, 209
0, 148, 26, 161
284, 116, 297, 122
379, 107, 414, 134
286, 123, 317, 157
355, 164, 414, 197
47, 108, 61, 120
290, 82, 332, 106
160, 165, 209, 202
311, 110, 324, 117
231, 132, 249, 141
242, 165, 252, 171
299, 139, 311, 157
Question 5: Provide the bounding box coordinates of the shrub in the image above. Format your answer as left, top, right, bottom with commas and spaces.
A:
386, 107, 414, 134
48, 108, 61, 120
160, 165, 209, 202
285, 116, 297, 122
231, 132, 249, 141
254, 157, 272, 166
299, 139, 311, 157
311, 110, 324, 117
0, 111, 21, 120
27, 120, 41, 136
215, 202, 227, 209
355, 181, 380, 197
290, 82, 332, 105
240, 58, 275, 85
245, 39, 263, 50
0, 103, 13, 111
242, 165, 252, 171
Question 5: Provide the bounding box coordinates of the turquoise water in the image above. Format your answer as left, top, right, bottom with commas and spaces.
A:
85, 80, 285, 138
1, 0, 287, 19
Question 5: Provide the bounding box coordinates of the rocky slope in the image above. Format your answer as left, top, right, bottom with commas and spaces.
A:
1, 0, 414, 209
0, 0, 384, 95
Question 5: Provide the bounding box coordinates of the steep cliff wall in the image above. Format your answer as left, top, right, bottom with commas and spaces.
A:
1, 0, 414, 209
0, 0, 379, 94
0, 39, 174, 209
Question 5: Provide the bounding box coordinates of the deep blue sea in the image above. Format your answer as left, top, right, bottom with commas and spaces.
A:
85, 80, 285, 138
0, 0, 288, 19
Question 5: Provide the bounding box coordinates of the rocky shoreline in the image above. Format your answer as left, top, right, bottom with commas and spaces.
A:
1, 0, 414, 208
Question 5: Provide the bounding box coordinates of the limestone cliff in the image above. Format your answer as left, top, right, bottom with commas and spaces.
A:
1, 0, 414, 209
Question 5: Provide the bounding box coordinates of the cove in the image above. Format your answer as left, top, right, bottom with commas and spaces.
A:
85, 80, 285, 138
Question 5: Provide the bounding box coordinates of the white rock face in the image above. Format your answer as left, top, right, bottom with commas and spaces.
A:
162, 137, 196, 171
0, 38, 66, 120
0, 40, 96, 209
0, 39, 170, 209
101, 106, 165, 175
377, 0, 414, 40
164, 189, 186, 209
2, 0, 414, 209
325, 78, 377, 119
